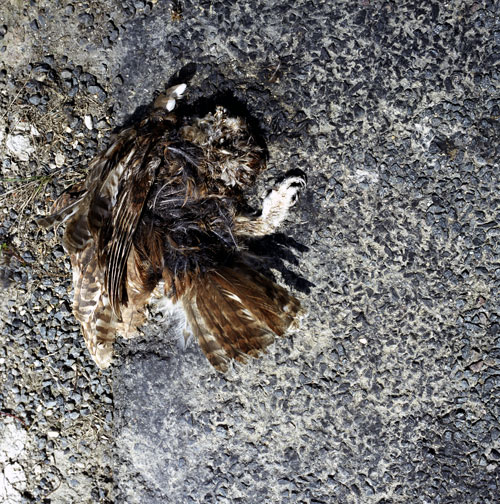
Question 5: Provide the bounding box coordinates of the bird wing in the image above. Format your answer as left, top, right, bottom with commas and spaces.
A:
102, 149, 160, 318
183, 264, 302, 372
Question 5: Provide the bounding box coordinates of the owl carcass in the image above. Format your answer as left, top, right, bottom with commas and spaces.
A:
40, 84, 306, 372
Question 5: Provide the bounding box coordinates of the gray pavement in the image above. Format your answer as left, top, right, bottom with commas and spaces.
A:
0, 1, 498, 503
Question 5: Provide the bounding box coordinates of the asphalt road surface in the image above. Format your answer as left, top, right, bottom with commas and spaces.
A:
0, 1, 498, 503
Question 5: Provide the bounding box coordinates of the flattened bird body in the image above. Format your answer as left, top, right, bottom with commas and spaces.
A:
40, 84, 305, 371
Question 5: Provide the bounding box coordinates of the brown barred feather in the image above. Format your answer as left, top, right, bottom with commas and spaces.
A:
190, 265, 301, 371
39, 83, 305, 370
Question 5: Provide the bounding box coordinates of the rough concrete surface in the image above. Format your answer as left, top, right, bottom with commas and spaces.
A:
0, 0, 499, 503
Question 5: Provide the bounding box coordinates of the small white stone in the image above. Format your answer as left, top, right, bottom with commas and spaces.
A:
55, 151, 65, 167
13, 121, 30, 132
0, 471, 22, 503
0, 421, 27, 465
84, 115, 93, 130
4, 463, 26, 485
5, 134, 35, 161
359, 338, 368, 345
47, 430, 60, 439
354, 169, 379, 184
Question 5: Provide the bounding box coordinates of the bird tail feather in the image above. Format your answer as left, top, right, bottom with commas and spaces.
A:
183, 264, 302, 372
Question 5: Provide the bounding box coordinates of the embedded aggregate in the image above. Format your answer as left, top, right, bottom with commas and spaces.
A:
0, 0, 498, 503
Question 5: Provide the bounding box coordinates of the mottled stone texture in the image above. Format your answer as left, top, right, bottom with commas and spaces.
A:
0, 0, 498, 503
111, 1, 499, 503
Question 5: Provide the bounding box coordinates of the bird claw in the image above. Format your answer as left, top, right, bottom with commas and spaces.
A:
271, 173, 307, 207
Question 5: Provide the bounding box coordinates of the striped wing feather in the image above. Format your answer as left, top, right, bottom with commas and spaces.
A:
41, 126, 161, 368
184, 264, 301, 372
102, 152, 160, 318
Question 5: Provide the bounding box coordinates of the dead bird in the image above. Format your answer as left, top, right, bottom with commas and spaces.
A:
39, 83, 306, 372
